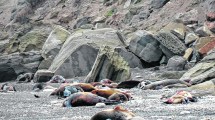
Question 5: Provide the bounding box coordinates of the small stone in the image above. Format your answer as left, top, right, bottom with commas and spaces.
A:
95, 103, 106, 108
180, 111, 191, 115
183, 48, 193, 60
185, 33, 199, 45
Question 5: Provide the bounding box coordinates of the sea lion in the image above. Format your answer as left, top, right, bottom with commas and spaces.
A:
108, 93, 128, 102
16, 73, 34, 83
62, 92, 120, 107
72, 83, 96, 92
32, 83, 45, 91
164, 91, 197, 104
117, 80, 141, 89
91, 106, 135, 120
0, 83, 16, 92
50, 84, 83, 98
91, 89, 131, 100
47, 75, 67, 83
91, 89, 120, 98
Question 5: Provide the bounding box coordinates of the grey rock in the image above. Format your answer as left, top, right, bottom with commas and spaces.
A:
185, 33, 199, 45
201, 48, 215, 62
73, 17, 92, 29
138, 10, 150, 20
54, 44, 99, 78
41, 26, 71, 69
42, 26, 71, 59
155, 31, 187, 55
33, 69, 54, 83
0, 40, 9, 53
49, 28, 125, 78
114, 47, 143, 68
128, 30, 162, 63
159, 44, 174, 60
85, 46, 130, 83
167, 56, 186, 71
180, 51, 215, 85
150, 0, 170, 9
160, 56, 168, 65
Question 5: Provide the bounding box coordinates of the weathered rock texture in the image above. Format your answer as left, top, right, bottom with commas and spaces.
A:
85, 46, 130, 83
48, 28, 125, 78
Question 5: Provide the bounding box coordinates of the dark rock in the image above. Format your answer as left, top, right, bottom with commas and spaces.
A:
33, 69, 54, 83
150, 0, 170, 9
206, 12, 215, 22
0, 51, 42, 82
73, 17, 92, 29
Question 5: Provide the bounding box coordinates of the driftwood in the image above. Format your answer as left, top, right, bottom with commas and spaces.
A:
143, 79, 191, 90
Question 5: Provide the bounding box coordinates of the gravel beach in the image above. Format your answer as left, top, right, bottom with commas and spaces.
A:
0, 83, 215, 120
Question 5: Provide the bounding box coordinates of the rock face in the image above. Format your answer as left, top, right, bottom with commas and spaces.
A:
85, 46, 130, 83
48, 28, 125, 78
0, 51, 42, 82
7, 29, 48, 53
127, 30, 162, 63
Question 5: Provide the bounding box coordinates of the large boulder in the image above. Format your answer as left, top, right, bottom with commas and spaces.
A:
42, 26, 71, 59
85, 46, 130, 83
114, 47, 143, 68
155, 31, 187, 56
0, 51, 42, 82
40, 26, 71, 69
48, 28, 126, 78
127, 30, 162, 63
162, 22, 187, 40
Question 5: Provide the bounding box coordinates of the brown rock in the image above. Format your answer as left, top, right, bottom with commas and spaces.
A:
199, 39, 215, 55
194, 37, 215, 54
